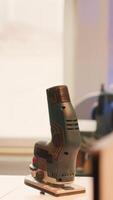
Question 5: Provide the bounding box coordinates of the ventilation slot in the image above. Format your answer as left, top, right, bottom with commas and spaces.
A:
66, 119, 79, 130
61, 173, 74, 177
50, 172, 57, 177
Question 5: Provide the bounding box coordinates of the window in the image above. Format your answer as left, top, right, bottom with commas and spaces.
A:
0, 0, 64, 140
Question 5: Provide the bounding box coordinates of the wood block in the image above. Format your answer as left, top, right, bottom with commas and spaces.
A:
92, 133, 113, 200
24, 175, 85, 197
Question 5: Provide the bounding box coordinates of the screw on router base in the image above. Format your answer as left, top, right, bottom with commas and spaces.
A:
40, 191, 45, 195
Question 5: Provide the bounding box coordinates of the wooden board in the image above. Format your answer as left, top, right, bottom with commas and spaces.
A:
24, 175, 85, 197
92, 133, 113, 200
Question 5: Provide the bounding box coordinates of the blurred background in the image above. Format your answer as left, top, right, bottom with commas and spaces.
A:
0, 0, 113, 176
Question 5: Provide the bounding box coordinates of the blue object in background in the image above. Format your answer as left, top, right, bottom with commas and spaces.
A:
92, 84, 113, 138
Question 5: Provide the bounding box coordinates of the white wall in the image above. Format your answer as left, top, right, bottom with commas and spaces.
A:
64, 0, 108, 104
75, 0, 108, 102
108, 0, 113, 85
